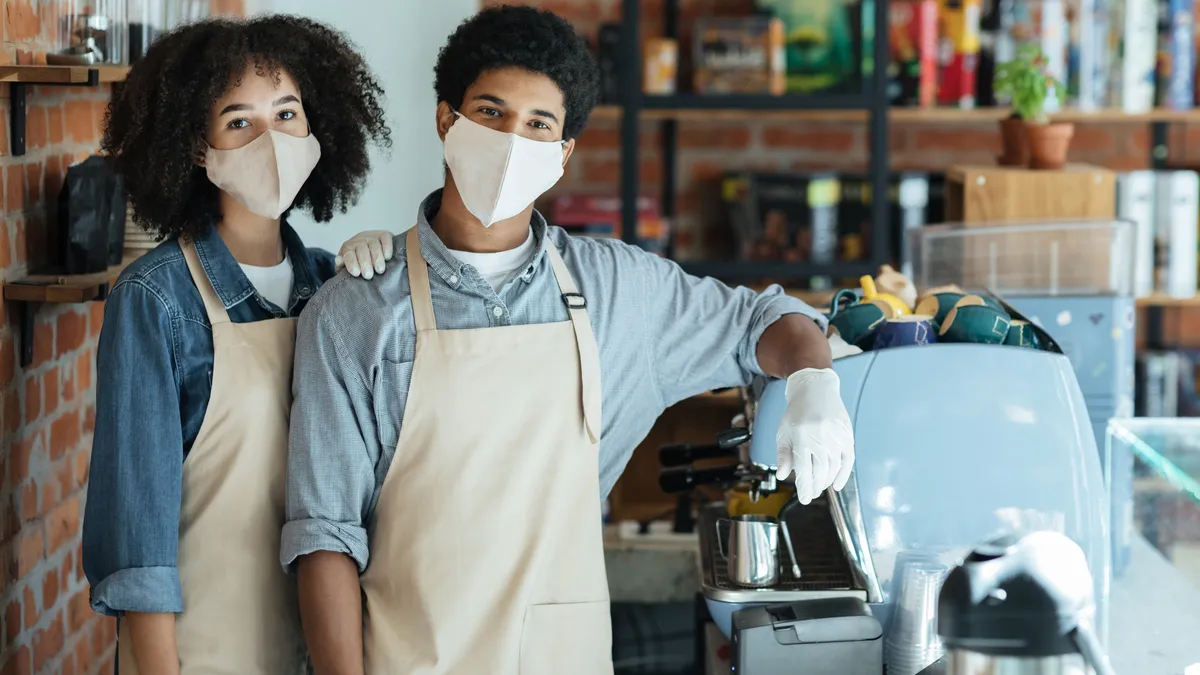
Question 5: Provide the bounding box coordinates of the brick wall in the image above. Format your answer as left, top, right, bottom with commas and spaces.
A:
0, 2, 242, 674
490, 0, 1200, 260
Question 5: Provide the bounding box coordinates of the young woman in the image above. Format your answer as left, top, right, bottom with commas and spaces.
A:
82, 15, 393, 675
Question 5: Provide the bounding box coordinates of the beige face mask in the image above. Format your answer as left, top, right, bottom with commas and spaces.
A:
204, 130, 322, 219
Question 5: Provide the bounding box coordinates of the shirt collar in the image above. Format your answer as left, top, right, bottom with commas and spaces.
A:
412, 189, 549, 287
191, 217, 321, 310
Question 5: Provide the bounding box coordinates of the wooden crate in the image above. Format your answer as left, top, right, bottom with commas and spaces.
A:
939, 164, 1118, 293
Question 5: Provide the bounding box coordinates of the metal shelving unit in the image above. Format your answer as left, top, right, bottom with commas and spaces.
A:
616, 0, 892, 283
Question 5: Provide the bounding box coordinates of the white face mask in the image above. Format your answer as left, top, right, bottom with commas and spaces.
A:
442, 113, 566, 227
204, 130, 322, 219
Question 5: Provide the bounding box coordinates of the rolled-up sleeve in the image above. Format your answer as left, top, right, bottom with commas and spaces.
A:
283, 289, 378, 573
83, 280, 184, 617
636, 253, 827, 407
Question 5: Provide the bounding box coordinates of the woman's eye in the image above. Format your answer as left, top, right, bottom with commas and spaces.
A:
227, 118, 250, 130
278, 110, 297, 121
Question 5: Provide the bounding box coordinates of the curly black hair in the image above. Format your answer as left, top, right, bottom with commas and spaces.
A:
102, 15, 391, 240
434, 5, 600, 140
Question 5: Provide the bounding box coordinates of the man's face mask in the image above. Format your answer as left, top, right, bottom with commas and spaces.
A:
442, 113, 567, 227
203, 130, 322, 219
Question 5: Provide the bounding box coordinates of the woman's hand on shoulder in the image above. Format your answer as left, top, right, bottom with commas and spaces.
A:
335, 230, 395, 280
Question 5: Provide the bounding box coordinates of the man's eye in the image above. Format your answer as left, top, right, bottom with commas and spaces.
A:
227, 118, 250, 130
531, 120, 550, 130
278, 110, 297, 121
479, 107, 501, 117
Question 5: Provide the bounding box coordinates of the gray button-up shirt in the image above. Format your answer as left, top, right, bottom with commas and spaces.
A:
283, 190, 826, 572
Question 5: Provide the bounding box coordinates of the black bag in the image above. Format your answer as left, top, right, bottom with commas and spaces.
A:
54, 155, 126, 274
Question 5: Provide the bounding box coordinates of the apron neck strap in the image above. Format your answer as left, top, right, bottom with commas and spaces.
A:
406, 228, 437, 332
181, 239, 232, 325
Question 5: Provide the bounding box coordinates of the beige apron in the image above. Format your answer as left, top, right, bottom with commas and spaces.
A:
360, 228, 613, 675
118, 240, 305, 675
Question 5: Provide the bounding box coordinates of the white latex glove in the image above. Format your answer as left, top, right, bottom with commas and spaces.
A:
776, 368, 856, 505
335, 230, 394, 280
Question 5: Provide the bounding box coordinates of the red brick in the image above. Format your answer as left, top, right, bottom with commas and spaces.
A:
5, 597, 20, 647
47, 104, 65, 145
912, 128, 1001, 153
68, 589, 89, 633
31, 318, 52, 370
0, 219, 10, 272
17, 528, 42, 578
24, 162, 42, 205
1069, 126, 1116, 154
5, 165, 24, 214
83, 405, 95, 435
76, 351, 92, 394
56, 462, 73, 504
22, 587, 35, 640
49, 409, 79, 461
73, 450, 89, 489
55, 311, 87, 357
23, 375, 39, 426
32, 612, 63, 673
61, 365, 74, 404
12, 215, 26, 267
64, 100, 96, 144
761, 126, 857, 152
4, 390, 19, 435
577, 125, 620, 149
46, 496, 80, 554
43, 367, 58, 416
73, 640, 92, 675
25, 105, 48, 151
1, 645, 31, 675
581, 157, 661, 185
19, 483, 37, 523
6, 0, 41, 41
42, 569, 58, 612
60, 551, 72, 590
679, 127, 752, 150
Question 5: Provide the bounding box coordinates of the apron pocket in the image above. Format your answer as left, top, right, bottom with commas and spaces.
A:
519, 601, 612, 675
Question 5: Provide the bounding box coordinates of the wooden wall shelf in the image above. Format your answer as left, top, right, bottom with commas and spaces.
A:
591, 104, 1200, 125
4, 265, 124, 367
0, 65, 130, 84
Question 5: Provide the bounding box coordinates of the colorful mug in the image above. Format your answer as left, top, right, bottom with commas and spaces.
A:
860, 275, 911, 316
914, 292, 965, 327
828, 290, 892, 346
873, 314, 938, 350
1003, 320, 1040, 348
938, 295, 1012, 345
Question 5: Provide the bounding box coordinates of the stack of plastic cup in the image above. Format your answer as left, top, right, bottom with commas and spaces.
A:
885, 561, 951, 675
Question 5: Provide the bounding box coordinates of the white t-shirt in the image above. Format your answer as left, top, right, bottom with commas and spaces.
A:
240, 254, 294, 311
447, 227, 536, 292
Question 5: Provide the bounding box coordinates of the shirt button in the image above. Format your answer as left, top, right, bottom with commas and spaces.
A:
492, 306, 504, 318
449, 274, 458, 284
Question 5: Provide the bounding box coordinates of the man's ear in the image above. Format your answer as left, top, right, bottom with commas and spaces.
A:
561, 138, 576, 168
435, 101, 457, 141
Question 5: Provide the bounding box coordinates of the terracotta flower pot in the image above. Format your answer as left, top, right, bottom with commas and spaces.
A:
1026, 122, 1075, 170
997, 117, 1028, 167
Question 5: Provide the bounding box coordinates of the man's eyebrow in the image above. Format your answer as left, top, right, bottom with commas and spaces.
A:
531, 108, 559, 123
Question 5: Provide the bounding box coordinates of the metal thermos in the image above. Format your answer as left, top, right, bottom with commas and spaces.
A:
935, 531, 1116, 675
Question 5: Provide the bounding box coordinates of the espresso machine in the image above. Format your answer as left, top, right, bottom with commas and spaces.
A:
659, 301, 1111, 673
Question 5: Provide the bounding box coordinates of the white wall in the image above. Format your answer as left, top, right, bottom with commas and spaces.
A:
244, 0, 479, 252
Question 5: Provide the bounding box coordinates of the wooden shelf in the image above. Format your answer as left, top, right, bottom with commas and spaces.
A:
3, 265, 124, 303
591, 104, 1200, 124
1136, 294, 1200, 308
0, 65, 130, 84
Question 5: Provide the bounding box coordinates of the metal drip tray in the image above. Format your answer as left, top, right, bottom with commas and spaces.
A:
699, 501, 865, 604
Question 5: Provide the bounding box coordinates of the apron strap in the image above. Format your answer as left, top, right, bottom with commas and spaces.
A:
544, 243, 601, 444
405, 228, 437, 333
181, 239, 231, 325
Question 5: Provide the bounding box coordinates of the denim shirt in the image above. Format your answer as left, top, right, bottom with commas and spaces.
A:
83, 221, 335, 617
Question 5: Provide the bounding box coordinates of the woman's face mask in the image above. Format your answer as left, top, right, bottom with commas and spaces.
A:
442, 112, 567, 227
201, 64, 320, 219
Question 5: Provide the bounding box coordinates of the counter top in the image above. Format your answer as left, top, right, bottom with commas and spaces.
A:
1109, 535, 1200, 674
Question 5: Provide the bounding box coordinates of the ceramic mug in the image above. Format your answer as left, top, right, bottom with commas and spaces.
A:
938, 295, 1012, 344
1004, 319, 1039, 348
873, 314, 938, 350
860, 275, 911, 316
914, 292, 965, 327
828, 290, 892, 346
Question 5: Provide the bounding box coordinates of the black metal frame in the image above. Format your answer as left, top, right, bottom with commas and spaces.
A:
7, 68, 102, 157
617, 0, 891, 282
1145, 120, 1171, 347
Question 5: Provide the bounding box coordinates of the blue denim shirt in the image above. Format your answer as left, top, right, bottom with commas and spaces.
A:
83, 221, 335, 617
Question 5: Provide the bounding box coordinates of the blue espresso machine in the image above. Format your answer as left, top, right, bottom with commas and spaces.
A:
687, 221, 1123, 669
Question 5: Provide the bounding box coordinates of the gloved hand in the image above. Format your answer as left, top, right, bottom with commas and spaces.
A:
336, 230, 394, 280
776, 368, 856, 505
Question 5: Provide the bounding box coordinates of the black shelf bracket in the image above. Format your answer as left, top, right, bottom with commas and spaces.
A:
8, 68, 101, 157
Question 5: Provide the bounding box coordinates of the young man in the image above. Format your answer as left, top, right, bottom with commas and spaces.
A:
284, 6, 855, 674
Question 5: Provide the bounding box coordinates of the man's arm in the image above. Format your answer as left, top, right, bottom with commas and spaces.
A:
632, 249, 828, 407
285, 286, 381, 675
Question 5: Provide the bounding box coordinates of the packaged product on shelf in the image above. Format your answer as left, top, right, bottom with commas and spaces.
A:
937, 0, 983, 108
722, 172, 840, 264
692, 17, 786, 94
1108, 0, 1159, 112
888, 0, 939, 106
551, 194, 670, 256
1153, 0, 1196, 109
756, 0, 863, 93
1065, 0, 1111, 110
838, 173, 932, 278
643, 37, 679, 95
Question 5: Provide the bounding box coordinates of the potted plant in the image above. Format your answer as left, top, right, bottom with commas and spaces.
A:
993, 44, 1074, 170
